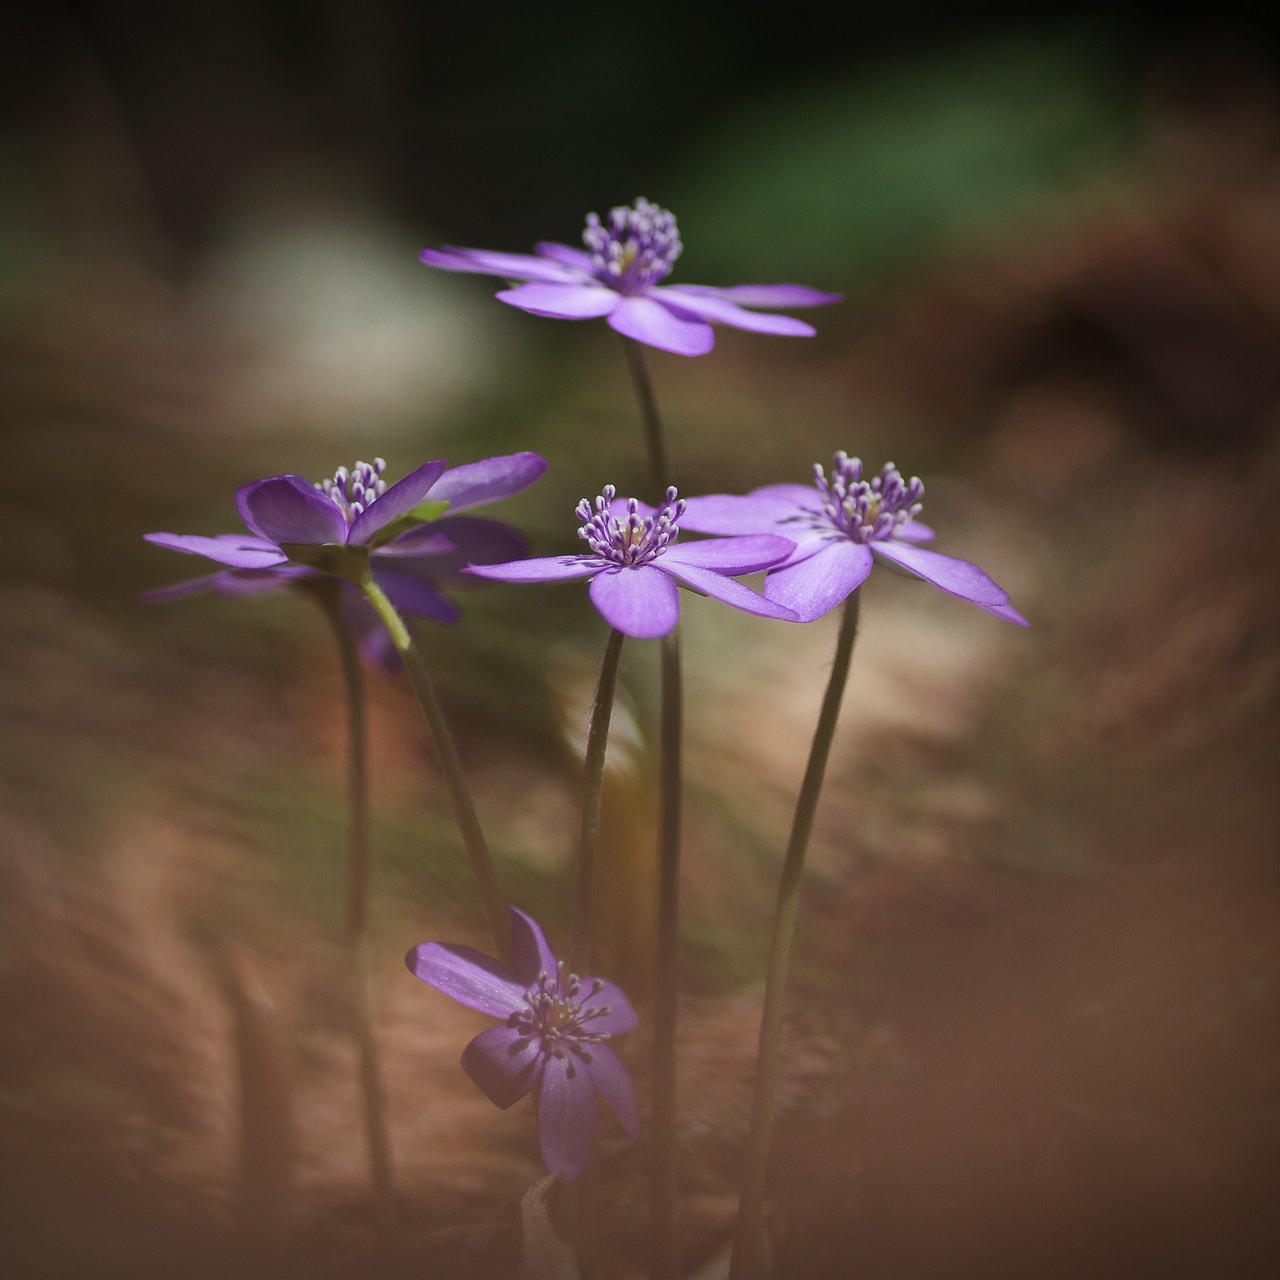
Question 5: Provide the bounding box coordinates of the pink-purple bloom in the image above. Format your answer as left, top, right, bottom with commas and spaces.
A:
406, 907, 639, 1181
464, 485, 798, 638
145, 453, 547, 662
420, 197, 841, 357
679, 454, 1028, 625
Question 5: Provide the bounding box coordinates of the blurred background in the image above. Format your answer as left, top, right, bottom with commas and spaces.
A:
3, 3, 1280, 1277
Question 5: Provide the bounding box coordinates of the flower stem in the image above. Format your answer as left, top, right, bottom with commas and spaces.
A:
310, 582, 395, 1218
728, 589, 863, 1280
650, 627, 683, 1280
619, 336, 670, 493
570, 627, 626, 973
617, 334, 684, 1280
357, 574, 511, 964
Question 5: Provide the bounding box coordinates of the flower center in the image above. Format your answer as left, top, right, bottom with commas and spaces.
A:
582, 197, 682, 293
514, 965, 614, 1052
315, 458, 387, 525
811, 453, 924, 544
576, 485, 685, 566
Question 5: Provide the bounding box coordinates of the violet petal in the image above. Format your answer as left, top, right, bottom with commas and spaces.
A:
537, 1052, 598, 1181
764, 541, 875, 622
405, 942, 524, 1018
144, 532, 290, 569
581, 980, 639, 1036
605, 296, 716, 357
659, 561, 799, 623
495, 282, 619, 319
588, 565, 680, 638
583, 1043, 640, 1140
656, 287, 818, 337
425, 452, 548, 514
679, 485, 821, 535
464, 556, 601, 584
372, 567, 461, 625
662, 534, 795, 574
461, 1025, 543, 1109
509, 907, 559, 988
533, 242, 595, 272
348, 458, 449, 545
678, 283, 842, 309
871, 542, 1010, 606
419, 246, 578, 284
237, 476, 348, 547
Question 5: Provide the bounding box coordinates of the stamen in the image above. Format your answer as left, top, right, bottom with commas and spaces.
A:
810, 454, 924, 544
576, 485, 686, 567
315, 457, 388, 524
583, 198, 682, 293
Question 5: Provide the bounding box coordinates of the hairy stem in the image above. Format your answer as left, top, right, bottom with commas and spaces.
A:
358, 574, 510, 964
729, 589, 863, 1280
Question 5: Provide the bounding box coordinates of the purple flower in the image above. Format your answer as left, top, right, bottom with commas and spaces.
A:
145, 453, 547, 662
406, 907, 639, 1181
421, 196, 841, 357
464, 485, 798, 639
679, 454, 1029, 625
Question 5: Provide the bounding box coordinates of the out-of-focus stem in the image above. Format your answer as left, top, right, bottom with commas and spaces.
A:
728, 589, 862, 1280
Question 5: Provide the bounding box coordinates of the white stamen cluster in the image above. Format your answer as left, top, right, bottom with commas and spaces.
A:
583, 197, 682, 292
316, 457, 387, 524
576, 485, 685, 566
812, 453, 924, 544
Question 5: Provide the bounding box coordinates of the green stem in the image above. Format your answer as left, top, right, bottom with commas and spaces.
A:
650, 628, 683, 1280
728, 590, 863, 1280
311, 583, 395, 1218
618, 333, 683, 1280
357, 573, 511, 964
570, 627, 627, 973
619, 336, 670, 494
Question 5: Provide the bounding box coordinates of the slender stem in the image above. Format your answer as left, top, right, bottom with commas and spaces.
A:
311, 583, 394, 1217
357, 573, 511, 964
650, 628, 683, 1280
570, 627, 627, 973
728, 590, 863, 1280
618, 333, 684, 1280
619, 336, 670, 494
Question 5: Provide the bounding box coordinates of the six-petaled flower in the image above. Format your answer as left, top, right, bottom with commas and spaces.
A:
421, 197, 841, 357
145, 453, 547, 663
406, 907, 639, 1181
679, 454, 1028, 625
464, 484, 798, 638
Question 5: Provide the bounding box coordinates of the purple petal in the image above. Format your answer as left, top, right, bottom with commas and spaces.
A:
495, 282, 619, 319
656, 287, 818, 337
588, 565, 680, 638
348, 458, 449, 545
405, 942, 524, 1018
581, 979, 638, 1036
533, 242, 595, 272
583, 1043, 640, 1139
871, 542, 1010, 606
144, 531, 290, 569
679, 485, 820, 535
676, 283, 842, 309
537, 1051, 598, 1181
764, 541, 874, 622
237, 476, 348, 547
425, 452, 548, 513
508, 907, 560, 988
895, 521, 936, 544
371, 566, 461, 625
663, 534, 795, 574
461, 1025, 543, 1109
605, 295, 716, 357
378, 517, 528, 576
464, 556, 601, 583
978, 599, 1030, 627
419, 246, 580, 284
144, 564, 312, 603
659, 562, 799, 623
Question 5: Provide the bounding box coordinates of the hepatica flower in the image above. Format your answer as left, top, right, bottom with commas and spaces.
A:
407, 907, 639, 1180
145, 453, 546, 660
421, 197, 840, 357
465, 485, 797, 638
680, 453, 1028, 625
